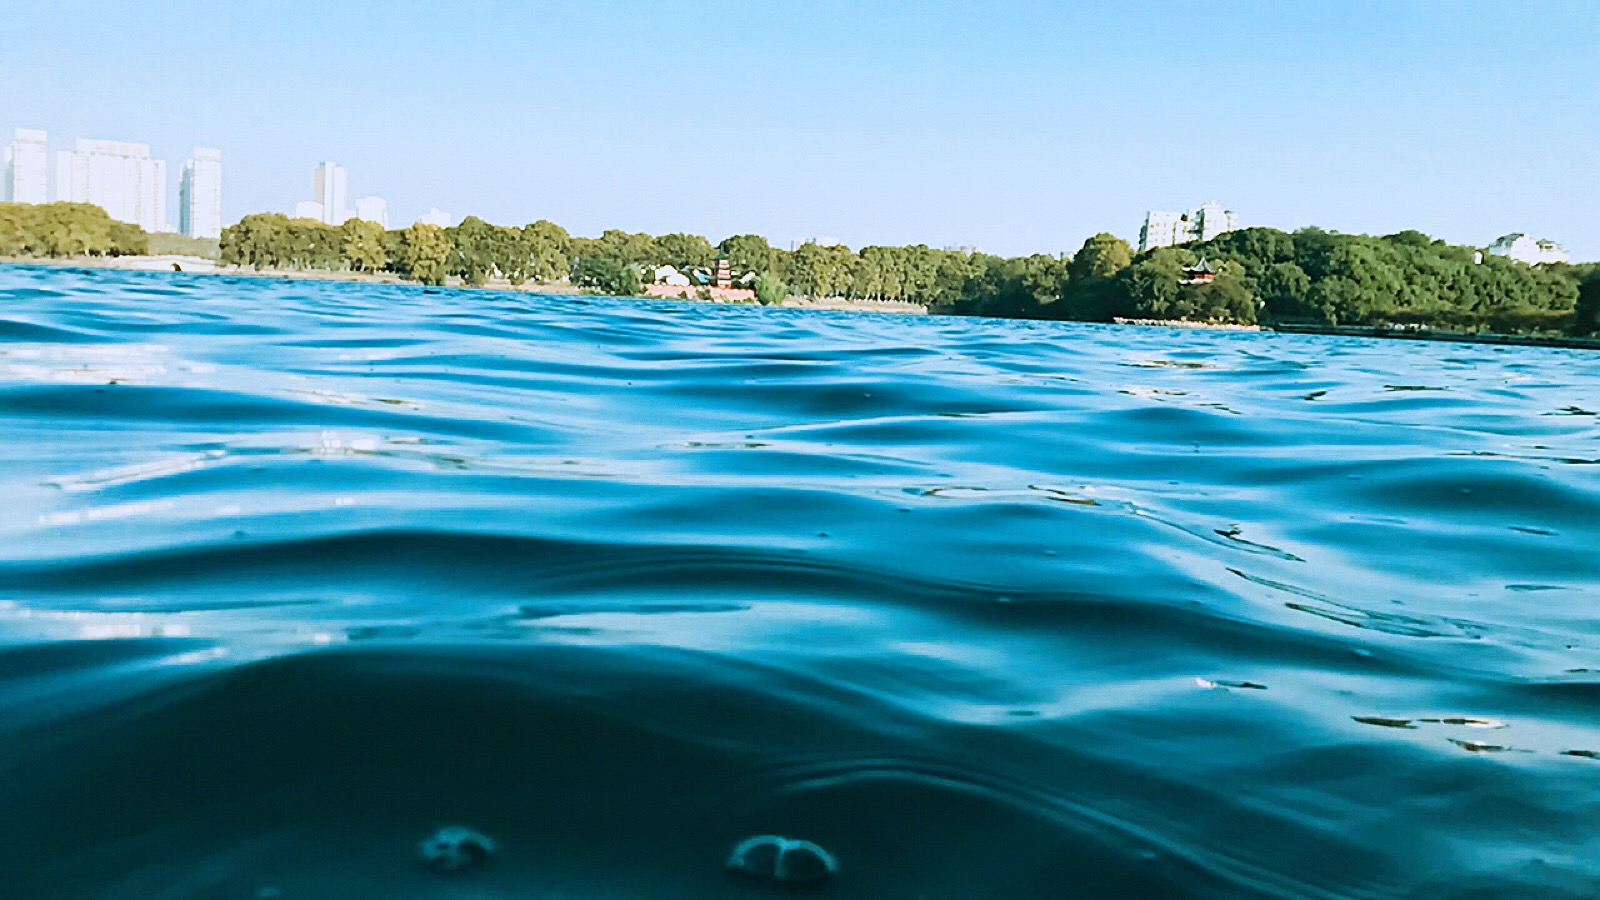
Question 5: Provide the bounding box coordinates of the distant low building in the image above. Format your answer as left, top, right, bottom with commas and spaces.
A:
293, 200, 325, 221
353, 196, 388, 228
1139, 201, 1238, 252
415, 208, 452, 228
1486, 233, 1569, 266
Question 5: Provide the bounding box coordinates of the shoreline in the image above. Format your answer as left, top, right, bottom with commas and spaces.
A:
1112, 317, 1262, 331
0, 256, 926, 314
2, 256, 1594, 346
0, 255, 585, 293
1270, 322, 1600, 350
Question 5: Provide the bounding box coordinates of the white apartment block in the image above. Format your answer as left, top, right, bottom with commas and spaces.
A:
5, 129, 49, 204
353, 196, 388, 228
415, 208, 452, 227
57, 139, 168, 232
1486, 233, 1569, 266
312, 162, 349, 225
294, 200, 325, 221
179, 147, 223, 239
1139, 201, 1239, 252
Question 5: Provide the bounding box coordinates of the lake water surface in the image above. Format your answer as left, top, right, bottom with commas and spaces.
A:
2, 265, 1599, 898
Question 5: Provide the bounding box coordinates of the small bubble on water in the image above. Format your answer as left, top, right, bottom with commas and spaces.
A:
727, 835, 838, 885
419, 825, 497, 874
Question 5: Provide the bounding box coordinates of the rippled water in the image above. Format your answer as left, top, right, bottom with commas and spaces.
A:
2, 264, 1599, 898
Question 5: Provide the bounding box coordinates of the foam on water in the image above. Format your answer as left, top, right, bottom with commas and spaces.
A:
2, 265, 1599, 898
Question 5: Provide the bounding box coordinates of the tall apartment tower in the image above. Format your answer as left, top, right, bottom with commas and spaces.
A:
312, 162, 348, 225
56, 139, 168, 232
179, 148, 223, 239
5, 129, 50, 203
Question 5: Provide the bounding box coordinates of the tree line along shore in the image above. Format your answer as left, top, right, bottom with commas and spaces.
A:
3, 201, 1598, 337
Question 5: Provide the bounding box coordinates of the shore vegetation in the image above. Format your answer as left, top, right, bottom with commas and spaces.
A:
4, 201, 1598, 337
0, 202, 149, 258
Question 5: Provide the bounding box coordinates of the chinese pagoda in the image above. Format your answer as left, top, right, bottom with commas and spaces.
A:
1179, 258, 1217, 285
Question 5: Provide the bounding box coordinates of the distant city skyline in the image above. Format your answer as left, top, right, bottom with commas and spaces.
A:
1, 2, 1595, 259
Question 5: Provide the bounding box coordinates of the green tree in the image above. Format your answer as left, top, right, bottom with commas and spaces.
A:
222, 212, 291, 269
1016, 253, 1069, 310
1069, 233, 1133, 282
754, 273, 789, 306
381, 229, 407, 273
1119, 249, 1188, 318
491, 225, 529, 285
718, 234, 776, 278
856, 246, 901, 301
522, 220, 571, 283
1256, 261, 1312, 319
402, 223, 452, 285
593, 229, 657, 267
571, 256, 641, 295
448, 215, 498, 285
108, 221, 148, 256
655, 233, 716, 270
340, 218, 387, 272
39, 203, 115, 256
1061, 233, 1133, 320
1570, 276, 1600, 336
789, 241, 853, 298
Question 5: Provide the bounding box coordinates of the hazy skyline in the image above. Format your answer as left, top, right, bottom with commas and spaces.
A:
4, 0, 1596, 259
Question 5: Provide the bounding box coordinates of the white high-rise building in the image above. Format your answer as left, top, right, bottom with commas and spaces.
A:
178, 147, 222, 239
6, 129, 49, 204
56, 139, 168, 232
312, 162, 348, 225
353, 196, 388, 228
1138, 201, 1239, 252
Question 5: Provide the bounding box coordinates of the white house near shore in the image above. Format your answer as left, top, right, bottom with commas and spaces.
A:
653, 265, 690, 286
1486, 233, 1569, 266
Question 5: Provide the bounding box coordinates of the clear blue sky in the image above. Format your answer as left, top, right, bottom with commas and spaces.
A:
4, 1, 1596, 259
